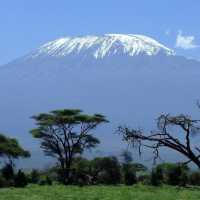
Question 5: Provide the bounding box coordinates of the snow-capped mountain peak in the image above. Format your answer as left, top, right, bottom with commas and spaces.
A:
30, 34, 174, 59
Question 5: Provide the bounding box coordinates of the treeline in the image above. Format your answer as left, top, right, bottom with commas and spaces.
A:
1, 155, 200, 188
0, 107, 200, 188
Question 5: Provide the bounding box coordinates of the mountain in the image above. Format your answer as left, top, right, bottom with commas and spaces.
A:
29, 34, 174, 58
1, 34, 200, 167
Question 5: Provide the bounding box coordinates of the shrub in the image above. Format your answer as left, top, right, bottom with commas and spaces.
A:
153, 163, 189, 186
167, 164, 188, 186
123, 164, 137, 185
0, 176, 10, 188
1, 163, 14, 180
72, 157, 91, 185
138, 174, 151, 185
39, 175, 53, 185
151, 168, 162, 186
39, 179, 46, 186
29, 169, 40, 184
45, 175, 52, 185
189, 171, 200, 186
91, 156, 121, 185
124, 170, 137, 185
14, 170, 28, 188
179, 170, 188, 187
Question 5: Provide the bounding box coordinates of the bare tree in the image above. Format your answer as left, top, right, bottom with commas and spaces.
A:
118, 114, 200, 168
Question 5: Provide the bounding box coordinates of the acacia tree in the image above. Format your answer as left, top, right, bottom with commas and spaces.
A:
0, 134, 30, 165
118, 114, 200, 169
30, 109, 108, 184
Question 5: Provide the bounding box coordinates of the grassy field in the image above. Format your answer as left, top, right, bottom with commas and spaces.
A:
0, 184, 199, 200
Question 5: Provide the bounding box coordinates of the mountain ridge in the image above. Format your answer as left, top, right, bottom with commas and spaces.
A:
26, 34, 174, 60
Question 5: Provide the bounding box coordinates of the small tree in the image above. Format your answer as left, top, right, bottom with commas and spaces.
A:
0, 134, 30, 167
30, 109, 108, 184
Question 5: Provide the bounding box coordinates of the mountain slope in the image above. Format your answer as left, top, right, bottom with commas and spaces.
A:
0, 34, 200, 168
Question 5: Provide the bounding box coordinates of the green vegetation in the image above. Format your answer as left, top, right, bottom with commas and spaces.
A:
0, 107, 200, 199
0, 134, 30, 162
0, 184, 199, 200
31, 109, 108, 184
118, 114, 200, 169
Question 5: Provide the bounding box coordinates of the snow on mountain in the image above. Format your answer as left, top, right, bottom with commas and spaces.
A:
29, 34, 174, 59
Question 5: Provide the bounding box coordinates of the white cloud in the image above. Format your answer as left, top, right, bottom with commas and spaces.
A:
175, 31, 198, 49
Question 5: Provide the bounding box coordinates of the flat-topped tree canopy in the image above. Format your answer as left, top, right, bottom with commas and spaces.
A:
31, 109, 108, 129
0, 134, 30, 160
30, 109, 108, 184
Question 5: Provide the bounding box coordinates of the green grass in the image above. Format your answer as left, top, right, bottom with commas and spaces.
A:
0, 184, 199, 200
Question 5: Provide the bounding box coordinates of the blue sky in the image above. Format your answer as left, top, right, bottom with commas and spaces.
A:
0, 0, 200, 65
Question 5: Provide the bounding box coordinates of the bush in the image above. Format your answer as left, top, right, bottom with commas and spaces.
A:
179, 170, 188, 187
91, 156, 121, 185
123, 164, 137, 185
189, 171, 200, 186
151, 168, 162, 186
152, 163, 189, 186
0, 176, 10, 188
46, 175, 52, 185
39, 175, 53, 186
138, 174, 151, 185
72, 157, 91, 185
29, 169, 40, 184
14, 170, 28, 188
1, 163, 14, 180
124, 170, 137, 185
167, 164, 188, 186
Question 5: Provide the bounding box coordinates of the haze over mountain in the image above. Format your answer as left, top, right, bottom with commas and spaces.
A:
1, 34, 200, 168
